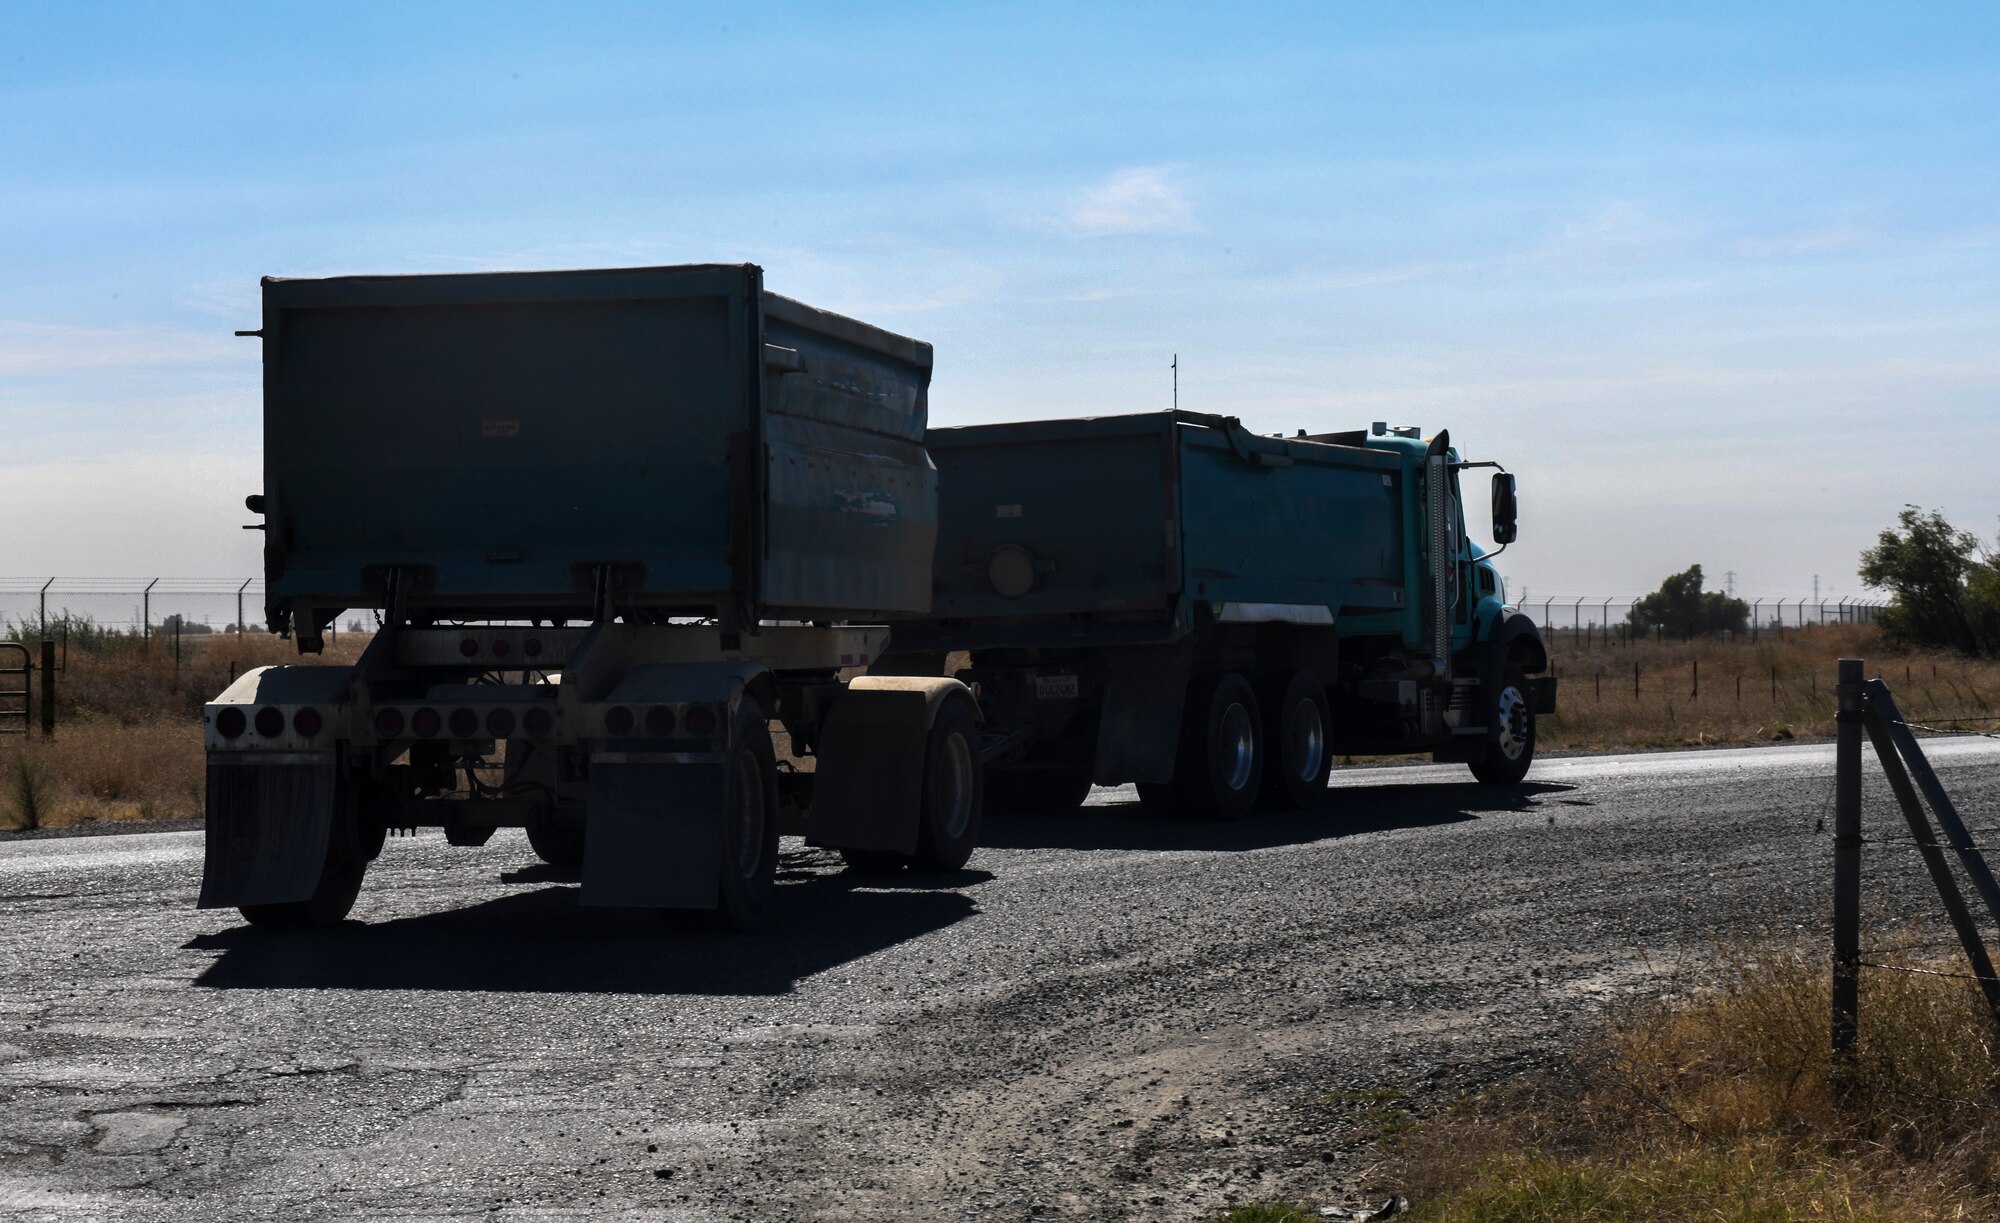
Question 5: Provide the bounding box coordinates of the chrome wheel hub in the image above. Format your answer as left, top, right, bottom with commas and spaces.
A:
1218, 702, 1256, 792
1494, 686, 1529, 761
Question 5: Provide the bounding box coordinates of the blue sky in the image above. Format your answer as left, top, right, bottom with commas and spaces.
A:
3, 2, 1996, 606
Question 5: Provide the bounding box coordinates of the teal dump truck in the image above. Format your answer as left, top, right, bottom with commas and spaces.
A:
879, 412, 1556, 819
204, 265, 980, 929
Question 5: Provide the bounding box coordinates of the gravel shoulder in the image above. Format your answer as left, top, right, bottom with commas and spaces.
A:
0, 739, 1989, 1220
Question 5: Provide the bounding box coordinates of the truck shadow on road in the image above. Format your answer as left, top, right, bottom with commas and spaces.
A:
982, 780, 1578, 852
184, 861, 985, 996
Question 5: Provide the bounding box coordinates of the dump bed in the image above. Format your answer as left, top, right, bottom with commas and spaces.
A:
257, 264, 935, 629
897, 412, 1414, 648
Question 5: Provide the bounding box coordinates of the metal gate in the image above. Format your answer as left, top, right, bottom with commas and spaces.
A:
0, 643, 26, 733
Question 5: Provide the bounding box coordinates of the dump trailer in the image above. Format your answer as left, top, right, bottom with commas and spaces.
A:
878, 412, 1555, 818
204, 264, 981, 929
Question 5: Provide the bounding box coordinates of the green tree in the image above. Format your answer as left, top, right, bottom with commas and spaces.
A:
1626, 564, 1750, 638
1858, 506, 2000, 655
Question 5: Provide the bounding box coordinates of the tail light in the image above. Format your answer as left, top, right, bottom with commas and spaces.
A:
604, 706, 635, 737
486, 708, 517, 739
448, 708, 478, 738
215, 707, 247, 738
644, 705, 676, 736
254, 707, 285, 738
375, 707, 406, 738
683, 704, 718, 739
292, 708, 324, 737
491, 638, 511, 658
412, 707, 442, 738
524, 637, 544, 659
523, 707, 554, 738
459, 637, 479, 658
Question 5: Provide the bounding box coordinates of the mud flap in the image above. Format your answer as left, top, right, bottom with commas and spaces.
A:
197, 753, 338, 909
806, 687, 928, 855
1525, 676, 1558, 715
580, 759, 725, 909
1093, 664, 1191, 786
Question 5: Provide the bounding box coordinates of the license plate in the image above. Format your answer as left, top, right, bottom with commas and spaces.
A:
1034, 674, 1079, 700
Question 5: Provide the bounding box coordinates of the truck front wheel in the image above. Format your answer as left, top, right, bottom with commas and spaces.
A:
715, 699, 782, 930
1468, 668, 1537, 786
1172, 673, 1263, 820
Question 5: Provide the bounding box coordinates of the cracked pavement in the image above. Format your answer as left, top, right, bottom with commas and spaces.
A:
1, 738, 1994, 1221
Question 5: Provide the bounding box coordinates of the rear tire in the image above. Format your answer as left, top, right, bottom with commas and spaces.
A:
238, 858, 366, 928
1469, 667, 1537, 786
1171, 673, 1263, 820
713, 699, 782, 931
1262, 672, 1332, 810
913, 698, 983, 871
526, 814, 585, 867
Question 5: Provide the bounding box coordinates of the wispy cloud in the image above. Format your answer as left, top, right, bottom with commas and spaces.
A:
0, 322, 242, 376
1064, 167, 1196, 237
1735, 223, 1869, 257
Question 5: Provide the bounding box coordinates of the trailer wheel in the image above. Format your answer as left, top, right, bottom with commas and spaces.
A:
238, 784, 378, 928
986, 767, 1094, 815
238, 855, 367, 928
714, 699, 782, 930
913, 697, 984, 871
1172, 673, 1263, 820
1469, 667, 1537, 786
1262, 672, 1332, 809
525, 814, 585, 868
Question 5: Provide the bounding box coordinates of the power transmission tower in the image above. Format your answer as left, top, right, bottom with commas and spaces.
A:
1725, 570, 1736, 597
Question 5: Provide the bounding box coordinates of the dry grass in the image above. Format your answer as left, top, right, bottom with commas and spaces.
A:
1379, 941, 2000, 1221
0, 632, 367, 831
1539, 623, 2000, 750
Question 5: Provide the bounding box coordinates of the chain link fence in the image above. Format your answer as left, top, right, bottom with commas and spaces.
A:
1521, 596, 1888, 650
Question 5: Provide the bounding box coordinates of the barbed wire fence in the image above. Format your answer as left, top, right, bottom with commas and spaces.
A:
1519, 595, 1889, 650
0, 577, 271, 640
0, 579, 1891, 643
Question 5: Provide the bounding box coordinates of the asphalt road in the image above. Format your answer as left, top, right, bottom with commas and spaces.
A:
3, 738, 1997, 1222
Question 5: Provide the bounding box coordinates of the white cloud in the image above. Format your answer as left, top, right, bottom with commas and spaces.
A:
1735, 223, 1869, 258
0, 322, 242, 376
1065, 167, 1196, 237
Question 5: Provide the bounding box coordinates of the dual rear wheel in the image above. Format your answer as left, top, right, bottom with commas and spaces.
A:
1155, 670, 1330, 820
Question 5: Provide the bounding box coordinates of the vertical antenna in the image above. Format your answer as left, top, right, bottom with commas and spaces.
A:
1171, 353, 1178, 411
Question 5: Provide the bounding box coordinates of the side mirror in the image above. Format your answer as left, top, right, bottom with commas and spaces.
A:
1491, 473, 1518, 544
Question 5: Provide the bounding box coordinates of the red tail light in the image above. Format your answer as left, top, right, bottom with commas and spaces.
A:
254, 707, 285, 738
683, 704, 718, 739
448, 708, 478, 738
486, 708, 517, 738
604, 706, 635, 737
412, 707, 442, 738
644, 705, 677, 736
292, 707, 324, 737
375, 707, 405, 738
215, 707, 247, 738
459, 637, 480, 658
